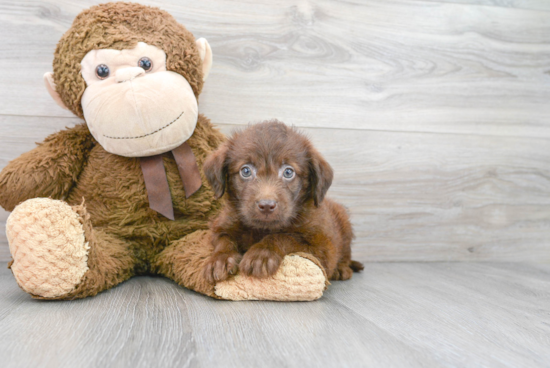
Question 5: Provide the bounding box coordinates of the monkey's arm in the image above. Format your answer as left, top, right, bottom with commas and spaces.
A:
0, 123, 95, 211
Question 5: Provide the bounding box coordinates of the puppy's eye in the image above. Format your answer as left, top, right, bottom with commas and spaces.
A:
240, 165, 253, 178
95, 64, 110, 79
283, 167, 295, 179
138, 57, 153, 71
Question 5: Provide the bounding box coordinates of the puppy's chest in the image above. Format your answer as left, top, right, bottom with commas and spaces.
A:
235, 231, 267, 252
234, 228, 301, 252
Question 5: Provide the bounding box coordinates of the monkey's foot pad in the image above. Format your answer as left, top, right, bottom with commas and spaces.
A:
6, 198, 90, 298
215, 252, 329, 301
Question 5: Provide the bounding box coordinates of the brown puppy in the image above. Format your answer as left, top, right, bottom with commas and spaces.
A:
202, 120, 363, 284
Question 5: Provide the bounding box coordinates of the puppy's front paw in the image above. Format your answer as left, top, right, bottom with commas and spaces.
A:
203, 252, 242, 284
240, 248, 283, 278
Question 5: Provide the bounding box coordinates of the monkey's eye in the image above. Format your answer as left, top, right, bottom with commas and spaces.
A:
95, 64, 110, 79
138, 57, 153, 72
283, 167, 295, 179
240, 165, 253, 179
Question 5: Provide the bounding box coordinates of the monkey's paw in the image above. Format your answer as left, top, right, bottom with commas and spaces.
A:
6, 198, 90, 298
214, 253, 329, 301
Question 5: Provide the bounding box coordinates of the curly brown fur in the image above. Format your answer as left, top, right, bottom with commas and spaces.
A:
0, 115, 225, 300
0, 124, 94, 212
0, 3, 226, 300
202, 121, 363, 283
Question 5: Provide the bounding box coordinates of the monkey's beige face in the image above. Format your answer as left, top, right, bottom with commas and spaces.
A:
77, 42, 198, 157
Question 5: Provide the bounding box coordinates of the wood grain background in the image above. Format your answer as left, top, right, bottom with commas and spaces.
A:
1, 0, 549, 262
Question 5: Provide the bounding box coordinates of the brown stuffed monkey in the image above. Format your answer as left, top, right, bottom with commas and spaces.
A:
0, 2, 327, 301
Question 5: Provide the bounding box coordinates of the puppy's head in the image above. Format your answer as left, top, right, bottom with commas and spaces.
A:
204, 120, 333, 229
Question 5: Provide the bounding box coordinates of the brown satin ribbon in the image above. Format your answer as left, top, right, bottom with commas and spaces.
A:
172, 142, 202, 198
140, 142, 202, 220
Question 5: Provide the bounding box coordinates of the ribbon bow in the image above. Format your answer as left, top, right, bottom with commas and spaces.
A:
139, 142, 202, 220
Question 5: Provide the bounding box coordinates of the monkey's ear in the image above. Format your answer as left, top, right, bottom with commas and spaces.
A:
203, 143, 229, 199
308, 147, 334, 207
43, 72, 69, 110
195, 38, 213, 81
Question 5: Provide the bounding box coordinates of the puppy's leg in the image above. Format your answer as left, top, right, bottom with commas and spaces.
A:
330, 240, 364, 281
239, 234, 294, 278
329, 201, 363, 280
240, 234, 335, 278
203, 234, 242, 284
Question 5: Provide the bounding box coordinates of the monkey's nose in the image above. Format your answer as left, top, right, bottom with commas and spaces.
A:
257, 200, 277, 213
116, 67, 145, 83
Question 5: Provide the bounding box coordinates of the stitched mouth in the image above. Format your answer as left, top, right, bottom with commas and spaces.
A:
103, 111, 184, 140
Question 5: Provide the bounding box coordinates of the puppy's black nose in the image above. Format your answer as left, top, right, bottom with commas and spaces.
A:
258, 200, 277, 213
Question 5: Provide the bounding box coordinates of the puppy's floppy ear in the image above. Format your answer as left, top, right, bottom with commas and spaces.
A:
203, 143, 229, 198
308, 146, 334, 207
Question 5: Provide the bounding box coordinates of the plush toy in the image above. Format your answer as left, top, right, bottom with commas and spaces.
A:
0, 2, 328, 301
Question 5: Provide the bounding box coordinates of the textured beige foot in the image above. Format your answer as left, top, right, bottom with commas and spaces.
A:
214, 253, 329, 301
6, 198, 89, 298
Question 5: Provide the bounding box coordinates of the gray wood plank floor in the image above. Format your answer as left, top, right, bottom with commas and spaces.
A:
0, 263, 548, 368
